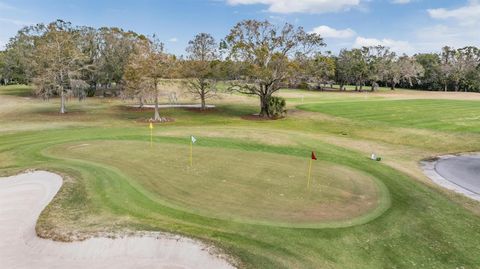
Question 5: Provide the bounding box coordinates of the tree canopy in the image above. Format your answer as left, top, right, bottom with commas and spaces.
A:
0, 19, 479, 117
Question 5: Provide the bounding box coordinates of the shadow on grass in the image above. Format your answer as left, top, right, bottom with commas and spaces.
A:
0, 85, 33, 97
113, 103, 259, 123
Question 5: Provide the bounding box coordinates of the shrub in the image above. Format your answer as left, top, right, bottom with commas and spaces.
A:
268, 96, 287, 118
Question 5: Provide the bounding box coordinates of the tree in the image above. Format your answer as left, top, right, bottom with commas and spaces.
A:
0, 51, 5, 85
32, 20, 87, 113
366, 46, 395, 91
224, 20, 324, 118
123, 48, 149, 107
337, 49, 369, 91
396, 56, 424, 89
415, 53, 442, 91
452, 47, 480, 92
2, 25, 38, 85
123, 36, 176, 121
309, 52, 336, 90
384, 55, 424, 90
184, 33, 219, 110
439, 46, 455, 91
95, 27, 144, 95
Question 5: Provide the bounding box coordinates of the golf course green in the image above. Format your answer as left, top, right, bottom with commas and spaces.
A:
1, 85, 480, 268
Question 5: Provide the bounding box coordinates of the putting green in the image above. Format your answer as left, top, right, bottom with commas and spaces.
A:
45, 140, 383, 226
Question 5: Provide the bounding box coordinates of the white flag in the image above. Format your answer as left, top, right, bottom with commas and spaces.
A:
191, 136, 197, 144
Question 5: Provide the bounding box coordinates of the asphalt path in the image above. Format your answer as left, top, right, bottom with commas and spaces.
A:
435, 155, 480, 195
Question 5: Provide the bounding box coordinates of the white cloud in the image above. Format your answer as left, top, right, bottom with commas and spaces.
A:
310, 25, 356, 39
168, 37, 178, 43
428, 0, 480, 25
353, 36, 414, 54
225, 0, 362, 14
0, 17, 30, 26
391, 0, 411, 4
416, 1, 480, 51
415, 24, 480, 52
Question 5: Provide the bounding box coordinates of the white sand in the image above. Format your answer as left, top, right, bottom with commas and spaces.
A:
0, 171, 235, 269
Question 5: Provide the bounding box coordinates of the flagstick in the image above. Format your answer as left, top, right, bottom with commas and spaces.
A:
307, 158, 313, 190
150, 128, 153, 148
190, 141, 193, 167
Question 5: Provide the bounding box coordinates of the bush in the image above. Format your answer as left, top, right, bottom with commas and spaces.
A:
298, 82, 310, 90
268, 96, 287, 118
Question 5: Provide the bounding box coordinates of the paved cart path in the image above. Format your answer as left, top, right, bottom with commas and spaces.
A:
421, 154, 480, 201
0, 171, 234, 269
435, 155, 480, 195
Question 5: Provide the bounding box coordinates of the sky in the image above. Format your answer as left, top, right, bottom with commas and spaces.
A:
0, 0, 479, 55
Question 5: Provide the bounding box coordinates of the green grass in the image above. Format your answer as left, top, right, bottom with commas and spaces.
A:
299, 99, 480, 133
0, 84, 33, 96
1, 85, 480, 268
44, 140, 385, 228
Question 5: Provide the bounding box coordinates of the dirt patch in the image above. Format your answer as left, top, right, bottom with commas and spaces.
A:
38, 111, 87, 117
121, 106, 154, 112
241, 114, 284, 121
135, 117, 175, 124
185, 107, 219, 114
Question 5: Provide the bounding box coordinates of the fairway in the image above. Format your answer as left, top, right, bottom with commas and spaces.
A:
299, 99, 480, 132
2, 85, 480, 268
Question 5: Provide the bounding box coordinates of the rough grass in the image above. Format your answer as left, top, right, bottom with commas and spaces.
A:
1, 85, 480, 268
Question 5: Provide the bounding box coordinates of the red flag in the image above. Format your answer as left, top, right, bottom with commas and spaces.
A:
311, 151, 317, 160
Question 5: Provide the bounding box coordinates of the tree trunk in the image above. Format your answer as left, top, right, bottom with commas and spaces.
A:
199, 80, 206, 110
60, 88, 66, 114
201, 94, 206, 110
259, 94, 270, 118
390, 79, 395, 90
444, 83, 448, 92
138, 96, 144, 108
153, 82, 161, 121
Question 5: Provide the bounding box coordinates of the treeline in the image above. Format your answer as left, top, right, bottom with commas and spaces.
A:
311, 46, 480, 92
0, 19, 479, 118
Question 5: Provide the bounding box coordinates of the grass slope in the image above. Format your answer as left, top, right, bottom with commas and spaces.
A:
1, 85, 480, 268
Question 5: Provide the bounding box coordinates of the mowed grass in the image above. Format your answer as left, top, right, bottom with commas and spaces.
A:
299, 99, 480, 132
1, 85, 480, 268
45, 140, 384, 227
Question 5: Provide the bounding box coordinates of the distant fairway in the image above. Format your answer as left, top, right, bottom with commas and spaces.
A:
299, 99, 480, 132
2, 85, 480, 268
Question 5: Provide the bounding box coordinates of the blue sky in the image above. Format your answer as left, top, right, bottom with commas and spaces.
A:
0, 0, 479, 55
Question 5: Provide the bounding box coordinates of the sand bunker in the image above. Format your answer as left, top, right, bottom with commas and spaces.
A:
0, 171, 234, 269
